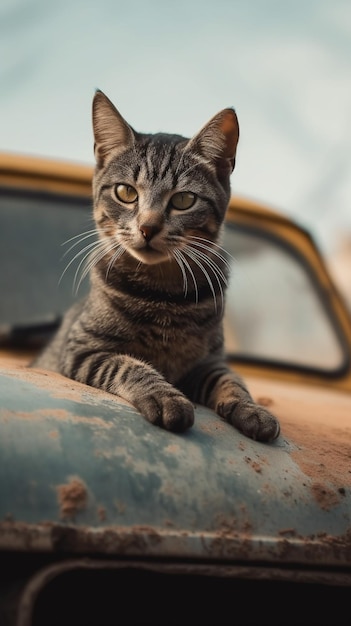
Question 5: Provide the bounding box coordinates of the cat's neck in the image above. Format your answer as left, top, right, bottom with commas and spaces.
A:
91, 254, 187, 295
90, 251, 228, 309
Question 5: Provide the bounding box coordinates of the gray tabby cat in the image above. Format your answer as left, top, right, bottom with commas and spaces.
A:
34, 90, 280, 442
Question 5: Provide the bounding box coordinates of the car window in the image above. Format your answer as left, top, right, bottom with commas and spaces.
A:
0, 189, 91, 333
223, 224, 346, 373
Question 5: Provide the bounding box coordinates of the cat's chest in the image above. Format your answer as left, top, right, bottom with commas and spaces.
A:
127, 308, 211, 382
134, 311, 201, 349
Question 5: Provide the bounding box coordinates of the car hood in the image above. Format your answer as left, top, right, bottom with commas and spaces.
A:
0, 359, 350, 573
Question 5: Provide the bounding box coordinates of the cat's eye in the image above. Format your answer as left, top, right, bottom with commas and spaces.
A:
114, 184, 138, 204
170, 192, 196, 210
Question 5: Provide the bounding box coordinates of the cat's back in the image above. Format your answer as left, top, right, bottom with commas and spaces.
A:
32, 298, 88, 371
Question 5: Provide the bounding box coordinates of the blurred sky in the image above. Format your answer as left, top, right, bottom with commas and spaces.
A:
1, 0, 351, 255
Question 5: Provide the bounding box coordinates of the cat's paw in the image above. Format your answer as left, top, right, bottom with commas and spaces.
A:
217, 400, 280, 442
137, 394, 195, 433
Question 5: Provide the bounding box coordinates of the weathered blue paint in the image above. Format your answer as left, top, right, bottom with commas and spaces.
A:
0, 366, 350, 568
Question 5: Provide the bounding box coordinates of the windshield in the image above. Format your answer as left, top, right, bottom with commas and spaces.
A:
223, 224, 346, 373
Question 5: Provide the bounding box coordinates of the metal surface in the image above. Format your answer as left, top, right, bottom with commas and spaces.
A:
1, 363, 350, 569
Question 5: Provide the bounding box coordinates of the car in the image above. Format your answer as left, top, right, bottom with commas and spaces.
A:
0, 152, 350, 626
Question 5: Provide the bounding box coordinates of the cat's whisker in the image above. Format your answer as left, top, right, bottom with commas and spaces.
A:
105, 245, 125, 282
61, 229, 100, 258
75, 251, 110, 295
189, 235, 236, 267
184, 248, 217, 312
183, 245, 224, 313
191, 245, 230, 281
58, 239, 105, 286
134, 261, 143, 275
75, 239, 120, 292
190, 246, 228, 286
73, 240, 110, 294
189, 246, 227, 312
172, 249, 189, 298
189, 235, 236, 269
61, 228, 99, 247
174, 248, 199, 304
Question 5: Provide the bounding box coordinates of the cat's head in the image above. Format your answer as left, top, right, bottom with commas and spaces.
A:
92, 90, 239, 267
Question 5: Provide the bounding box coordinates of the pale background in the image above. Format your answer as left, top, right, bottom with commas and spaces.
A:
1, 0, 350, 301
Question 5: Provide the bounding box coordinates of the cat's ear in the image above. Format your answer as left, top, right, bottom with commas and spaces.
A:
92, 90, 136, 166
188, 108, 239, 179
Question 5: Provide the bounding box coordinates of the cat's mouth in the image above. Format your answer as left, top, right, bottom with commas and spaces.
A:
128, 243, 169, 266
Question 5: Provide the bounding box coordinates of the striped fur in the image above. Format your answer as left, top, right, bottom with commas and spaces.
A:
34, 91, 280, 441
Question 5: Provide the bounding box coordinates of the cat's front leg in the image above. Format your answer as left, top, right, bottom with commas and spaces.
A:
61, 352, 194, 433
179, 361, 280, 442
213, 372, 280, 442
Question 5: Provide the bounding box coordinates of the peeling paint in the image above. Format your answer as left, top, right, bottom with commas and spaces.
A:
56, 477, 88, 520
0, 405, 114, 429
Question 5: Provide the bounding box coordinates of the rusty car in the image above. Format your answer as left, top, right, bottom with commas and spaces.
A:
0, 153, 350, 625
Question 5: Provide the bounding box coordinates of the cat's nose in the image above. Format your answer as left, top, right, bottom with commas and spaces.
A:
140, 224, 160, 242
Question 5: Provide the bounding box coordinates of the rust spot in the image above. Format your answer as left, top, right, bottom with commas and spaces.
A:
199, 421, 226, 434
50, 523, 163, 553
56, 477, 88, 519
205, 514, 254, 560
214, 513, 253, 537
311, 482, 341, 511
244, 453, 269, 474
261, 482, 274, 495
256, 396, 274, 408
244, 456, 263, 473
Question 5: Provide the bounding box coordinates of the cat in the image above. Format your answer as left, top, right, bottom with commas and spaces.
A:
33, 90, 280, 442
